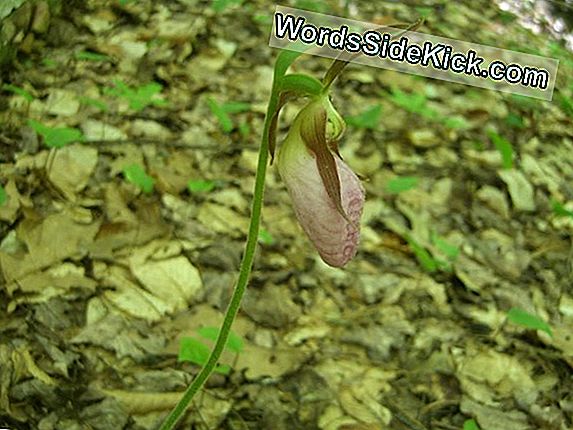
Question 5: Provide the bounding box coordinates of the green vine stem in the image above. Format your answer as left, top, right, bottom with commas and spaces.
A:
156, 51, 300, 430
158, 119, 269, 430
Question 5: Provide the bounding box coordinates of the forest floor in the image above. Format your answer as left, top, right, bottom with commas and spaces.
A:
1, 0, 573, 429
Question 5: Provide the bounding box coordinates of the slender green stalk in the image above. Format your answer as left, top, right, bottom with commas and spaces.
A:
157, 95, 275, 430
158, 47, 323, 429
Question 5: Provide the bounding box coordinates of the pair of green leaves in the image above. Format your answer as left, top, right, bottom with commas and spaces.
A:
408, 232, 459, 273
104, 79, 167, 112
207, 98, 251, 134
385, 87, 469, 130
178, 327, 243, 375
28, 120, 85, 148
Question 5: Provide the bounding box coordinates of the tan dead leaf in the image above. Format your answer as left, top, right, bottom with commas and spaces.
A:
46, 144, 98, 200
0, 209, 101, 283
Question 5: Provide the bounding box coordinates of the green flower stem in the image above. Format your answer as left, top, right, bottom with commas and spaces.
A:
157, 96, 272, 430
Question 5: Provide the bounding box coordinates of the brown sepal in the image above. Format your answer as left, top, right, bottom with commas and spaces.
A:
299, 106, 350, 223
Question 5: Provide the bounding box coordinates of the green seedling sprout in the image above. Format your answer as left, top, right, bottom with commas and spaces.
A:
0, 184, 7, 206
506, 307, 553, 338
504, 112, 525, 128
179, 328, 243, 376
551, 199, 573, 218
187, 179, 216, 193
159, 18, 423, 429
28, 120, 85, 148
257, 228, 275, 245
207, 98, 251, 133
122, 164, 154, 194
387, 87, 437, 119
408, 237, 439, 273
196, 326, 244, 354
79, 96, 109, 112
385, 176, 419, 194
104, 80, 167, 111
441, 115, 470, 129
487, 130, 514, 169
386, 87, 470, 129
463, 418, 481, 430
2, 84, 35, 102
345, 104, 383, 129
431, 231, 460, 261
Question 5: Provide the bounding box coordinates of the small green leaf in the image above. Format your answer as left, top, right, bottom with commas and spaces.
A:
510, 94, 541, 111
507, 307, 553, 337
105, 80, 166, 111
123, 164, 154, 193
442, 115, 470, 129
28, 120, 85, 148
207, 98, 234, 133
345, 104, 382, 129
387, 87, 437, 119
74, 51, 111, 62
385, 176, 419, 194
79, 96, 109, 112
178, 337, 210, 365
196, 327, 244, 354
178, 337, 232, 374
212, 0, 242, 12
2, 83, 34, 102
487, 130, 514, 169
187, 179, 216, 193
504, 112, 525, 128
463, 418, 481, 430
408, 237, 438, 273
221, 101, 251, 114
551, 199, 573, 218
280, 74, 324, 96
258, 228, 275, 245
0, 184, 7, 206
431, 232, 460, 260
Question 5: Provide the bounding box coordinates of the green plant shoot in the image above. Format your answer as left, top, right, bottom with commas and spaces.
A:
345, 104, 383, 129
28, 120, 85, 148
122, 164, 154, 193
507, 307, 553, 337
104, 80, 167, 111
207, 98, 251, 133
187, 179, 216, 193
487, 130, 514, 169
2, 83, 35, 102
0, 184, 7, 206
385, 176, 419, 194
551, 199, 573, 218
258, 228, 275, 245
463, 418, 481, 430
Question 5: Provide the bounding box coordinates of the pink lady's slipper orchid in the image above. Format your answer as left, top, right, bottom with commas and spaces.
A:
277, 97, 365, 267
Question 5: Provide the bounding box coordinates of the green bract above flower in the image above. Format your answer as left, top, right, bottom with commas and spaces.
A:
277, 97, 365, 267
